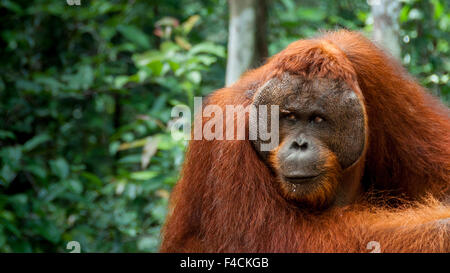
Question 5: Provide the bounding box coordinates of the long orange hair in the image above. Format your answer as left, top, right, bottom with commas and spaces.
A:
161, 30, 450, 253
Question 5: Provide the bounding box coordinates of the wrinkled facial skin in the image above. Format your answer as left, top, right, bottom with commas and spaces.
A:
251, 73, 366, 208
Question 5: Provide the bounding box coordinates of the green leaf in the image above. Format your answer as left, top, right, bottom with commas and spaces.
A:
81, 172, 103, 188
49, 158, 70, 179
168, 60, 180, 71
34, 75, 64, 94
23, 134, 51, 152
114, 75, 130, 89
186, 71, 201, 85
24, 164, 47, 179
0, 212, 20, 236
160, 41, 180, 53
0, 130, 15, 140
146, 60, 164, 76
118, 154, 141, 164
109, 141, 121, 155
16, 80, 42, 93
399, 6, 411, 23
66, 179, 83, 194
295, 7, 326, 22
0, 164, 16, 186
129, 171, 157, 180
431, 0, 443, 19
196, 54, 217, 66
1, 0, 23, 14
0, 146, 22, 169
151, 202, 167, 224
133, 50, 165, 67
36, 221, 62, 244
137, 236, 159, 251
8, 194, 28, 217
78, 65, 94, 90
189, 42, 225, 57
117, 25, 151, 49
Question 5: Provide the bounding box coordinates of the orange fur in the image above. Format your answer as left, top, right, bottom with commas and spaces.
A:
161, 30, 450, 253
269, 147, 342, 209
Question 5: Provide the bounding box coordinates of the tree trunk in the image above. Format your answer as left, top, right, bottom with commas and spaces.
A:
226, 0, 267, 86
370, 0, 401, 60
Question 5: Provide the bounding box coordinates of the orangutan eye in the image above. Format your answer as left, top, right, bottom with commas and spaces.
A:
286, 113, 297, 121
280, 109, 297, 121
311, 115, 324, 123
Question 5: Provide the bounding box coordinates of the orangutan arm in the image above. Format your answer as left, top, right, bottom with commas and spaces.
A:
344, 204, 450, 253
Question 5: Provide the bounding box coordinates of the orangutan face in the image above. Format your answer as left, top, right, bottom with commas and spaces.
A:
252, 73, 366, 208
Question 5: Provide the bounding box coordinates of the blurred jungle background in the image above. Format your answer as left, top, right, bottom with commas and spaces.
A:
0, 0, 448, 252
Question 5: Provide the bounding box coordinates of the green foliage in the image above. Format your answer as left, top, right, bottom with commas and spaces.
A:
399, 0, 449, 101
0, 0, 225, 252
270, 0, 449, 103
0, 0, 447, 252
269, 0, 369, 54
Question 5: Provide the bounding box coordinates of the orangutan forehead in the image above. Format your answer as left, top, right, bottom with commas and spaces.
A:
253, 73, 356, 106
